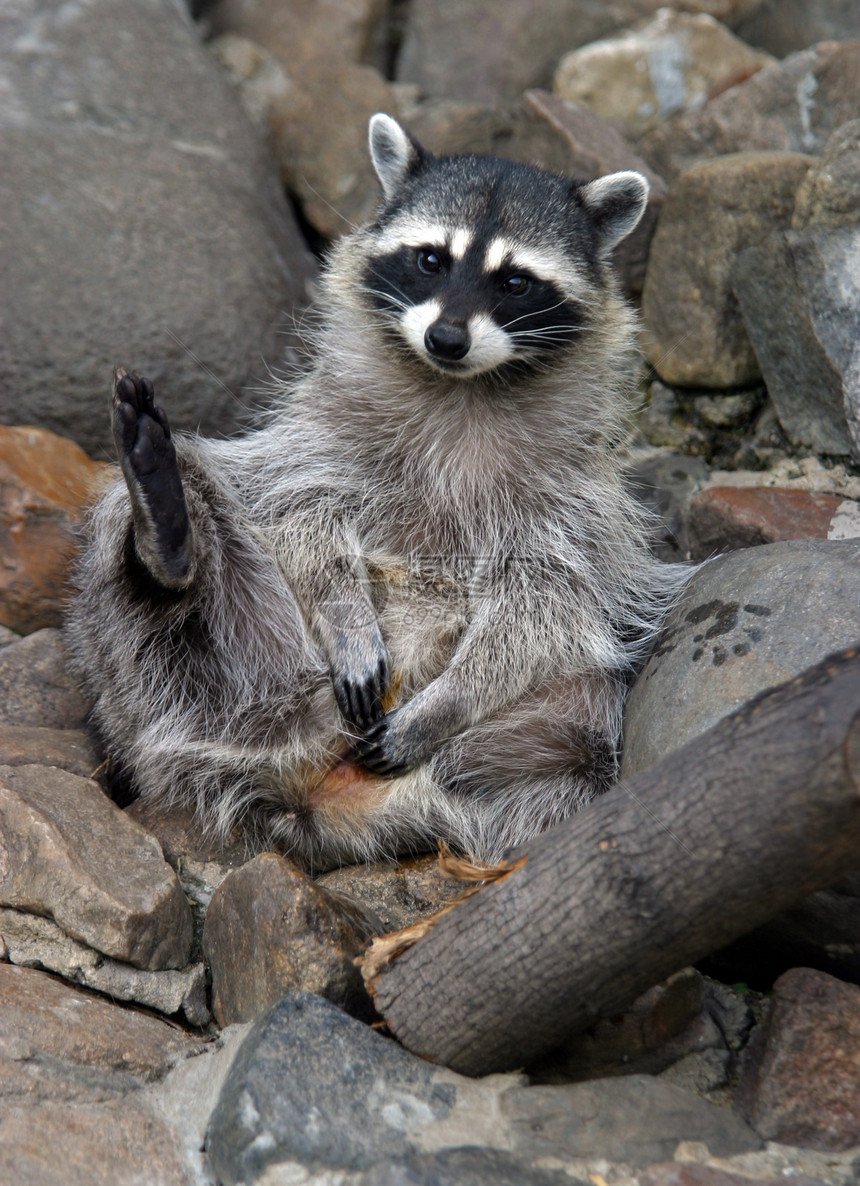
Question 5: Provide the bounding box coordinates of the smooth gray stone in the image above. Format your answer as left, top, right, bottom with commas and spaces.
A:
0, 0, 314, 455
502, 1075, 761, 1167
622, 539, 860, 778
734, 227, 859, 459
206, 992, 458, 1182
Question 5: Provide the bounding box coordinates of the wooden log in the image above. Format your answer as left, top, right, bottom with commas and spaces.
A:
360, 647, 860, 1076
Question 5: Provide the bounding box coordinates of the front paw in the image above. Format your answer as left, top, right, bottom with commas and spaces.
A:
351, 705, 430, 778
331, 654, 389, 734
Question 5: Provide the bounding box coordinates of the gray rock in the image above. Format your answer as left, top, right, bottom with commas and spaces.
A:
203, 853, 378, 1025
626, 448, 710, 563
621, 539, 860, 778
0, 962, 206, 1104
0, 764, 192, 971
207, 991, 762, 1185
641, 151, 814, 388
0, 909, 208, 1026
735, 0, 860, 57
0, 626, 20, 648
640, 42, 860, 183
359, 1148, 581, 1186
206, 992, 464, 1181
0, 0, 314, 456
734, 227, 860, 459
792, 120, 860, 233
0, 628, 90, 729
502, 1075, 761, 1166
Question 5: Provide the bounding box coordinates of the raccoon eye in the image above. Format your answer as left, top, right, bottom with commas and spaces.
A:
417, 248, 443, 275
501, 274, 532, 296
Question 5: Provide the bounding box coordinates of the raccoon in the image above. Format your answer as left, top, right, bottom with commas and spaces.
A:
66, 114, 687, 870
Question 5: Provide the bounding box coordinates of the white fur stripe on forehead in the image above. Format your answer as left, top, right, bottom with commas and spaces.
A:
374, 218, 474, 258
369, 113, 420, 202
484, 238, 585, 294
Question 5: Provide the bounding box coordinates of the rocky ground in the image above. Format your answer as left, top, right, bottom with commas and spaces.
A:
2, 0, 860, 1183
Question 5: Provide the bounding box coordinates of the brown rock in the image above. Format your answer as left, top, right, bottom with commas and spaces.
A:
317, 852, 466, 931
0, 725, 104, 781
0, 963, 205, 1102
641, 151, 813, 387
208, 0, 389, 77
203, 852, 378, 1025
0, 764, 192, 971
640, 41, 860, 182
688, 487, 860, 560
0, 427, 112, 634
395, 0, 764, 106
529, 967, 716, 1084
792, 119, 860, 232
0, 628, 91, 729
736, 967, 860, 1149
554, 9, 773, 143
0, 909, 209, 1026
268, 62, 396, 238
0, 1095, 194, 1186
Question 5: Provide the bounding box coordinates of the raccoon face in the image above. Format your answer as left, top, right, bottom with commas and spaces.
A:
361, 114, 648, 381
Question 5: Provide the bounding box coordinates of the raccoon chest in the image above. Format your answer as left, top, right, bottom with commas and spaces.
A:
366, 559, 468, 699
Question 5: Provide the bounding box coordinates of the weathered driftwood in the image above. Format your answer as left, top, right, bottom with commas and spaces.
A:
359, 647, 860, 1076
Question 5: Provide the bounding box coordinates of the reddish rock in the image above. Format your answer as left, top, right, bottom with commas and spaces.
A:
736, 967, 860, 1149
0, 427, 112, 634
688, 486, 860, 560
641, 151, 813, 387
203, 852, 379, 1026
640, 41, 860, 182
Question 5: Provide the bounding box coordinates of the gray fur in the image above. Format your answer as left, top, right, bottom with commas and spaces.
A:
66, 117, 688, 871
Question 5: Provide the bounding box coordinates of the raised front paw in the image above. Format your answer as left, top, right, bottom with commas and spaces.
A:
332, 653, 389, 734
112, 367, 192, 585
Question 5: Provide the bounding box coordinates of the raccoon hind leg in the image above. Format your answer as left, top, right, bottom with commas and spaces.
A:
112, 367, 192, 587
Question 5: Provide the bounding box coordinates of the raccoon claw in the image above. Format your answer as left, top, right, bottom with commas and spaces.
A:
333, 657, 388, 733
351, 710, 417, 778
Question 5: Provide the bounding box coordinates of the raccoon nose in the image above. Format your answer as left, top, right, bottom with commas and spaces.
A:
425, 319, 470, 361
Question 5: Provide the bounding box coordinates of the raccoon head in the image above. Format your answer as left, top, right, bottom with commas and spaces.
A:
360, 113, 648, 382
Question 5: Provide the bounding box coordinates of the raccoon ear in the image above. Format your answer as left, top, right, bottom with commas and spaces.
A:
369, 113, 428, 201
578, 171, 649, 254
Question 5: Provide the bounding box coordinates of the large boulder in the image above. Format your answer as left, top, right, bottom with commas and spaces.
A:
621, 538, 860, 778
0, 0, 315, 456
